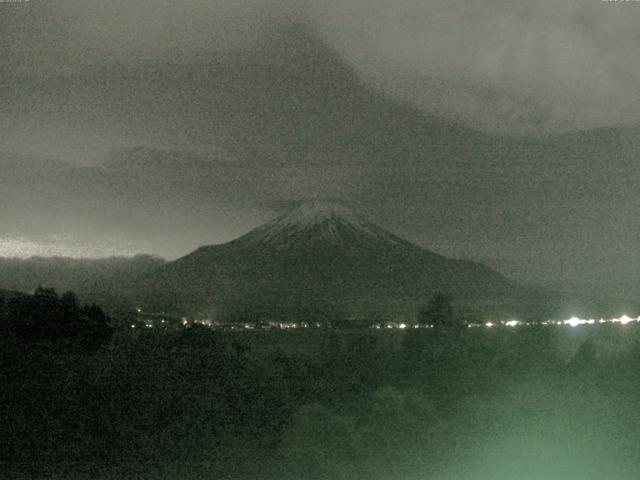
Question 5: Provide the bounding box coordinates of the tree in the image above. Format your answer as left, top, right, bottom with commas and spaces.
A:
6, 288, 112, 350
419, 292, 457, 333
60, 291, 81, 318
0, 296, 7, 338
568, 339, 598, 375
78, 303, 113, 350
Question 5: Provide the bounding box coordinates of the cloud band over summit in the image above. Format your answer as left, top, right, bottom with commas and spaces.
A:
4, 0, 640, 134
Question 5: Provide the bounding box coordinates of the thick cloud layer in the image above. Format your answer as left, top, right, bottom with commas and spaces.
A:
4, 0, 640, 133
310, 0, 640, 133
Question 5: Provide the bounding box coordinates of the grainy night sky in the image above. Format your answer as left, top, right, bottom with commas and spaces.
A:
2, 0, 640, 296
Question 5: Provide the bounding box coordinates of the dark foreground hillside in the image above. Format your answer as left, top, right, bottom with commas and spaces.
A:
4, 322, 640, 480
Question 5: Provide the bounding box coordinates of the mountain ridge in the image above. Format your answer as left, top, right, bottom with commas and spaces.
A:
239, 201, 412, 249
137, 202, 529, 320
0, 255, 166, 298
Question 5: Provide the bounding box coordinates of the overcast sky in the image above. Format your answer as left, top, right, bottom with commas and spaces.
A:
2, 0, 640, 296
4, 0, 640, 135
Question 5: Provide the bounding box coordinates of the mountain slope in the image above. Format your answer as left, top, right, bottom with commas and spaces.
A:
139, 201, 528, 320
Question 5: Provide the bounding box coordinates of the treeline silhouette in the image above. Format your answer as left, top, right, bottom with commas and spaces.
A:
0, 287, 112, 350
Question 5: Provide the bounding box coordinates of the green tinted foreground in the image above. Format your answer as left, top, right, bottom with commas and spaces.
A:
3, 325, 640, 479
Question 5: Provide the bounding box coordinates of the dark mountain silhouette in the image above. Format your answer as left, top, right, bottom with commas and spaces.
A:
4, 26, 640, 295
138, 201, 534, 320
0, 255, 165, 303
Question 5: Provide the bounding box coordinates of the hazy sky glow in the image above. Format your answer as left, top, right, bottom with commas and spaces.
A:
0, 235, 145, 259
2, 0, 640, 296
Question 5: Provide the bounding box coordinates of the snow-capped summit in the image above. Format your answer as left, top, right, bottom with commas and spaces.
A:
243, 200, 400, 246
140, 200, 524, 320
271, 201, 365, 229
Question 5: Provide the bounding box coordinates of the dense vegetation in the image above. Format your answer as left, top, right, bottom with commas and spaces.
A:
3, 300, 640, 479
0, 287, 112, 351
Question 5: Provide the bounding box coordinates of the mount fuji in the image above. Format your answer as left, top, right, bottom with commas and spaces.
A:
137, 201, 530, 320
